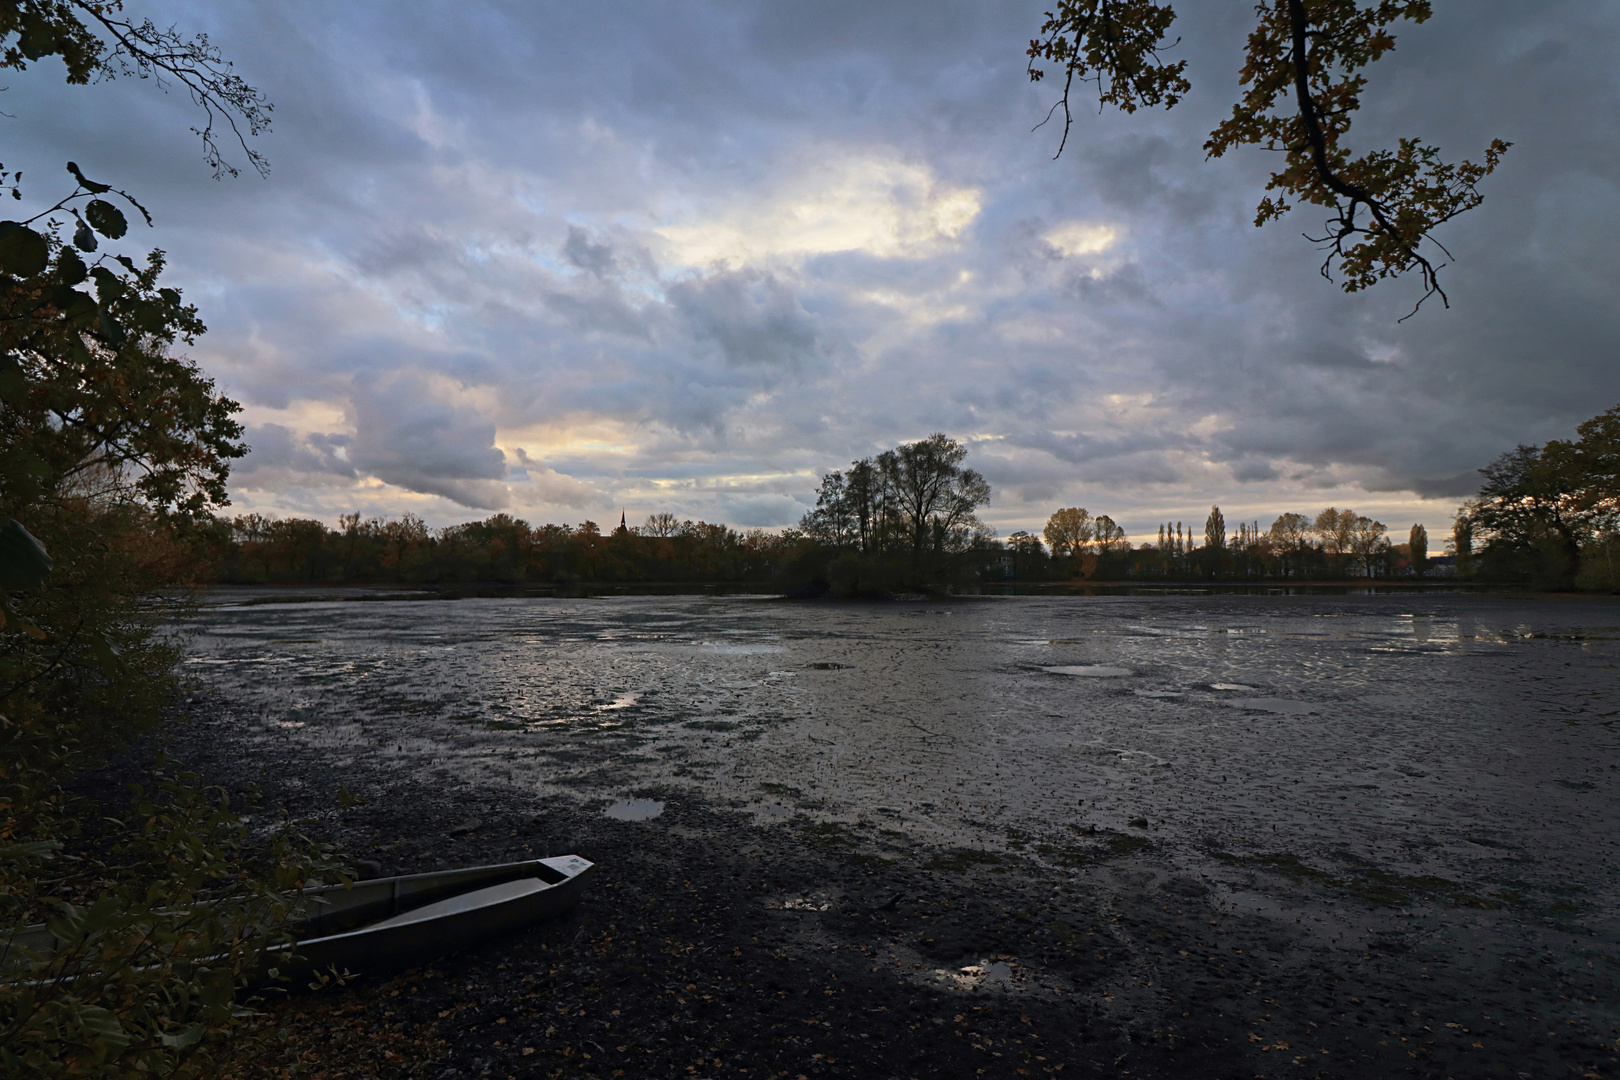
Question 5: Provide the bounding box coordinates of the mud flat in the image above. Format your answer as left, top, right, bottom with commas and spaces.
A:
161, 591, 1619, 1078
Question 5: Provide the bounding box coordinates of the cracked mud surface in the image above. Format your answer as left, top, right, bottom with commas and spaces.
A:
154, 590, 1620, 1078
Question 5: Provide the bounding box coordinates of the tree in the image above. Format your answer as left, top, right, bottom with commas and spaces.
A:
1461, 406, 1620, 587
1043, 506, 1093, 559
1450, 509, 1473, 577
1268, 511, 1312, 576
643, 511, 679, 537
1314, 506, 1356, 565
1027, 1, 1509, 315
1204, 505, 1226, 551
1347, 514, 1388, 576
800, 471, 855, 548
843, 458, 883, 554
1572, 406, 1620, 508
876, 434, 992, 566
0, 0, 273, 178
1005, 530, 1049, 578
1092, 514, 1127, 554
1408, 522, 1428, 575
801, 460, 889, 555
0, 7, 337, 1075
1468, 442, 1584, 586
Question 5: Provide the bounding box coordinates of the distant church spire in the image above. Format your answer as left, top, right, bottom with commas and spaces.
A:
619, 509, 627, 531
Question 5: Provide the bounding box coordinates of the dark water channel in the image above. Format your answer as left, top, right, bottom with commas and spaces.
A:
183, 590, 1620, 982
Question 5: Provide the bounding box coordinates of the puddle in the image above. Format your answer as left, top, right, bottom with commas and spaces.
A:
771, 896, 831, 911
936, 958, 1021, 991
1229, 697, 1316, 715
603, 798, 665, 821
1042, 665, 1131, 677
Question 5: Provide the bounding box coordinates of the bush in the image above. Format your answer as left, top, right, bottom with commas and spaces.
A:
0, 203, 338, 1074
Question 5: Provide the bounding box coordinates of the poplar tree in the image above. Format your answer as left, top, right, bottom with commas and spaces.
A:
1204, 505, 1226, 551
1408, 522, 1428, 574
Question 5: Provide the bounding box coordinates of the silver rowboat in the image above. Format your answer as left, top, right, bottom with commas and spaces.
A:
280, 855, 594, 977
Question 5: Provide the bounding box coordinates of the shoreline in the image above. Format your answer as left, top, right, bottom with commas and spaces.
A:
186, 579, 1549, 610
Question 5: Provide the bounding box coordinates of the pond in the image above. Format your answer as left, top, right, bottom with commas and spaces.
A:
184, 588, 1620, 948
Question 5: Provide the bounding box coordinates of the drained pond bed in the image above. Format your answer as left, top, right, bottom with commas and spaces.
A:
144, 591, 1620, 1078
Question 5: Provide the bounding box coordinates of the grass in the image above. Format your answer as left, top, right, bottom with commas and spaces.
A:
1215, 850, 1501, 909
798, 822, 858, 848
922, 849, 1004, 873
1107, 834, 1152, 856
1036, 832, 1152, 867
759, 782, 802, 796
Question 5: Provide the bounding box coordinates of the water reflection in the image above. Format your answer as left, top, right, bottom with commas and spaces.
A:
603, 799, 664, 821
1228, 697, 1316, 715
1041, 665, 1131, 677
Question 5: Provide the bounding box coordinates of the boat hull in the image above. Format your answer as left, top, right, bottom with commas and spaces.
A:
273, 856, 593, 979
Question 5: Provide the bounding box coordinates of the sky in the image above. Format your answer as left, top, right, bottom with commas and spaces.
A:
6, 0, 1619, 543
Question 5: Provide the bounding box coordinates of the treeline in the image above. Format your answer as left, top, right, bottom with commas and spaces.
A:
996, 504, 1424, 582
211, 433, 997, 594
214, 511, 804, 585
997, 401, 1620, 589
208, 405, 1620, 592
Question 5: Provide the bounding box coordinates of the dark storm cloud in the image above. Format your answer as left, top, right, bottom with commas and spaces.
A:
3, 0, 1614, 532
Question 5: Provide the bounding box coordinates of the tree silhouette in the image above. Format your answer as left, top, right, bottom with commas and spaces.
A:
1408, 522, 1428, 574
1204, 505, 1226, 552
1028, 0, 1509, 315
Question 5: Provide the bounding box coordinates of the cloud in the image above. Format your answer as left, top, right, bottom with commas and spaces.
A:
236, 423, 354, 477
233, 423, 357, 493
4, 0, 1612, 540
1043, 221, 1119, 258
668, 268, 835, 370
563, 225, 618, 278
722, 493, 810, 528
505, 448, 601, 510
346, 374, 511, 509
655, 150, 981, 266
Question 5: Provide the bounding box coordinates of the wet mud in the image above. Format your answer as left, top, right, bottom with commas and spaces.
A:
162, 590, 1620, 1078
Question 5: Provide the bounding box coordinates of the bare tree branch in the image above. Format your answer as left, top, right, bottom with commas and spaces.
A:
70, 2, 272, 179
